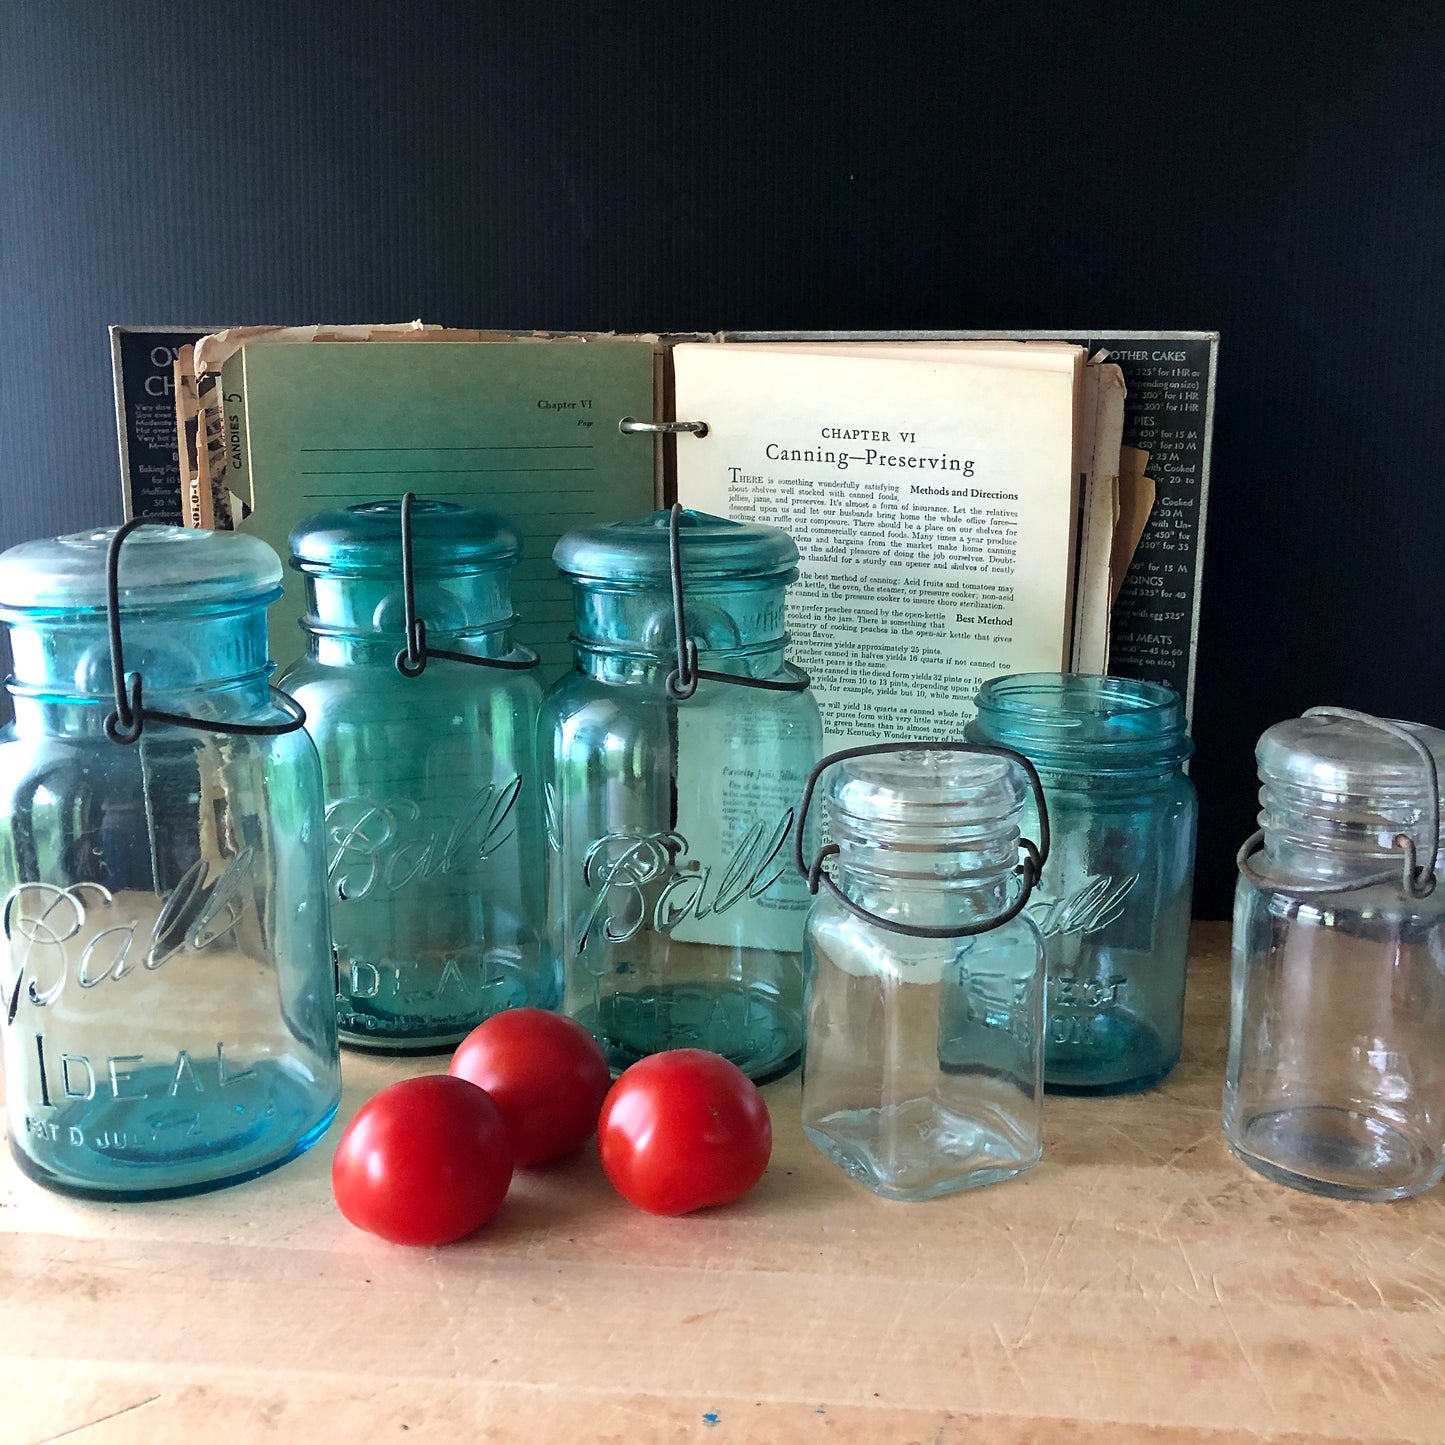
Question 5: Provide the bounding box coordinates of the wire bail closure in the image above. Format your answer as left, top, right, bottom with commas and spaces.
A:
102, 518, 307, 746
1236, 706, 1440, 900
394, 491, 541, 678
793, 740, 1052, 939
660, 502, 811, 700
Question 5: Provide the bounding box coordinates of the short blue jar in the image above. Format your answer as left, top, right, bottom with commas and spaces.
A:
540, 508, 823, 1082
968, 673, 1196, 1094
0, 525, 340, 1198
279, 499, 550, 1052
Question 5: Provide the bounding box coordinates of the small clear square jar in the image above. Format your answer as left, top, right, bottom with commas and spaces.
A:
800, 746, 1047, 1200
1225, 708, 1445, 1201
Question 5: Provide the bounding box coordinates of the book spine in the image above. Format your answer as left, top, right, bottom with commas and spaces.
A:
194, 367, 221, 529
173, 346, 206, 529
215, 352, 248, 528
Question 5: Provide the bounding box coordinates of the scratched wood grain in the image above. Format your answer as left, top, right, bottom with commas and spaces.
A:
2, 923, 1442, 1445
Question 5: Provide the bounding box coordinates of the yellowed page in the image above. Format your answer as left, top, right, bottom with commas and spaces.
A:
674, 343, 1079, 748
734, 339, 1083, 372
1070, 361, 1127, 673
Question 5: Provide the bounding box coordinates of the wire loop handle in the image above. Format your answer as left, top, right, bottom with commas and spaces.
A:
1236, 706, 1439, 900
394, 492, 541, 678
661, 502, 810, 700
793, 740, 1052, 939
102, 518, 307, 746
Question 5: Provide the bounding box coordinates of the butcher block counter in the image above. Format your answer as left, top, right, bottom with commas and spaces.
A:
3, 922, 1442, 1445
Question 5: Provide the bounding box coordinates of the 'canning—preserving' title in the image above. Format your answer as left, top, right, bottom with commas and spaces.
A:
727, 425, 1021, 500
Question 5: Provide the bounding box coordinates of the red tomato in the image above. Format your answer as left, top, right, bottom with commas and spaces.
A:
449, 1008, 612, 1167
331, 1075, 513, 1246
597, 1049, 772, 1216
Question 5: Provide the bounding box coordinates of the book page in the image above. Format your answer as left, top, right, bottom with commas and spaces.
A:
1070, 361, 1128, 674
673, 343, 1079, 748
729, 339, 1083, 372
221, 339, 657, 677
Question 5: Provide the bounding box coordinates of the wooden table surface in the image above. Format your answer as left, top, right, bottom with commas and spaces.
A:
3, 921, 1443, 1445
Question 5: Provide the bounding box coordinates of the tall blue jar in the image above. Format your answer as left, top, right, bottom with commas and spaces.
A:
967, 673, 1196, 1093
279, 499, 550, 1052
0, 524, 340, 1198
540, 508, 823, 1082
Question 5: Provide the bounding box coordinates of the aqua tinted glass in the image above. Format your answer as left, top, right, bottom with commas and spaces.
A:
281, 499, 549, 1051
969, 673, 1196, 1094
541, 509, 822, 1081
0, 525, 340, 1198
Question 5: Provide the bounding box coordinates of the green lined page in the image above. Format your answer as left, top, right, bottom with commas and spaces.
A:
227, 339, 657, 678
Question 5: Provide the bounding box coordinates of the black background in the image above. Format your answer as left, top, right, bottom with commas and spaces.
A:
3, 2, 1443, 917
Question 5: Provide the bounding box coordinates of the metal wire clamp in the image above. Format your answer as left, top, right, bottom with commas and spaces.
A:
793, 740, 1051, 939
103, 518, 307, 746
1235, 706, 1439, 900
394, 491, 542, 678
661, 502, 810, 700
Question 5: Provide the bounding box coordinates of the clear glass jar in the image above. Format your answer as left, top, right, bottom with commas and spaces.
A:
0, 524, 340, 1199
540, 508, 823, 1082
967, 673, 1196, 1094
1225, 708, 1445, 1201
279, 499, 549, 1051
800, 745, 1047, 1200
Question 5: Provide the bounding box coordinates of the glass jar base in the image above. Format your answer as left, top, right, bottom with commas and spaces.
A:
803, 1102, 1040, 1201
1045, 1059, 1178, 1097
339, 1027, 472, 1055
338, 967, 555, 1053
576, 984, 802, 1084
1227, 1105, 1444, 1201
10, 1063, 337, 1201
1044, 1013, 1178, 1095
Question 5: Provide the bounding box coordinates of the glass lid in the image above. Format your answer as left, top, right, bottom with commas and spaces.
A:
828, 746, 1027, 846
1258, 711, 1445, 806
290, 499, 520, 576
553, 509, 799, 584
0, 524, 282, 616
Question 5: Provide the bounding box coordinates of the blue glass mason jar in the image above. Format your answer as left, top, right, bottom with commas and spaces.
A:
540, 507, 823, 1082
1226, 708, 1445, 1200
279, 498, 550, 1051
0, 523, 340, 1199
967, 673, 1196, 1093
799, 744, 1048, 1200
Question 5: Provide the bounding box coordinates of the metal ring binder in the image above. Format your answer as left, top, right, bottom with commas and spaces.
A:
619, 418, 710, 437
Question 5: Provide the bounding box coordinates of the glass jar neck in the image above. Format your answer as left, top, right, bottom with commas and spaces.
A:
306, 620, 517, 668
300, 569, 516, 641
571, 636, 790, 686
969, 675, 1192, 780
833, 843, 1017, 931
1029, 760, 1185, 792
4, 603, 274, 729
1258, 771, 1444, 883
568, 576, 793, 687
